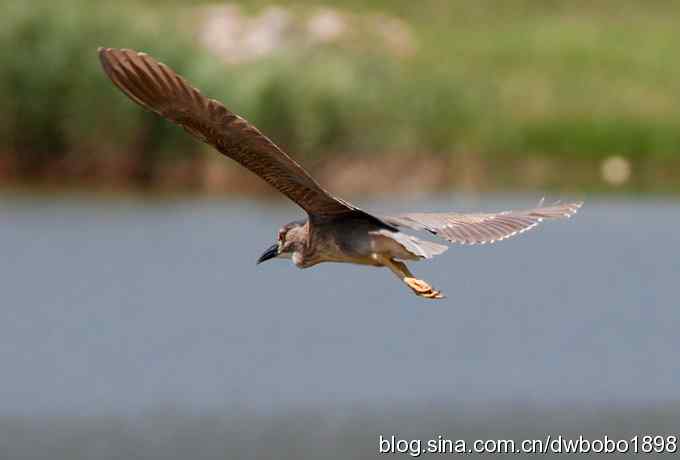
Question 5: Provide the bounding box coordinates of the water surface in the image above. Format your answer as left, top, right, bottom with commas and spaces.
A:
2, 194, 677, 414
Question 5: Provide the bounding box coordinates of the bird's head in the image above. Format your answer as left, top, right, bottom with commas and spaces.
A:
257, 220, 306, 266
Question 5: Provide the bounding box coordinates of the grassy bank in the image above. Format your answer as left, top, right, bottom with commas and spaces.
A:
2, 0, 680, 192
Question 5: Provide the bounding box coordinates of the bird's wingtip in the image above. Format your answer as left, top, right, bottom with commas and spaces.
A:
570, 200, 585, 211
563, 200, 584, 218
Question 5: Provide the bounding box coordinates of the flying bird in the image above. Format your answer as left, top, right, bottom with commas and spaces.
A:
98, 47, 582, 300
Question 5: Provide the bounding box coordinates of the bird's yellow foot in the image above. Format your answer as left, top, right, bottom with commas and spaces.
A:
403, 277, 445, 300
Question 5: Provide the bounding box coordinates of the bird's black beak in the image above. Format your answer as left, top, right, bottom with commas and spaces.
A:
257, 244, 279, 265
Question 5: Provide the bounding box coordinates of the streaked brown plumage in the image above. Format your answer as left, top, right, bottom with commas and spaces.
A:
98, 47, 582, 300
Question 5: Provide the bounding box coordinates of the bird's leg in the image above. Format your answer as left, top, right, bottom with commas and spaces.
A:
375, 255, 444, 300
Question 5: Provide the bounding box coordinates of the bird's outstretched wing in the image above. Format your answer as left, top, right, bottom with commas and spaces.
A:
98, 47, 364, 220
382, 201, 582, 245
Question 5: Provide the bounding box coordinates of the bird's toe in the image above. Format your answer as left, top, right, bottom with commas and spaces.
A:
404, 277, 444, 300
404, 277, 428, 292
423, 290, 445, 299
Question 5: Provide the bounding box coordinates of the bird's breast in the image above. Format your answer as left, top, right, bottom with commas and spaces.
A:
301, 228, 381, 267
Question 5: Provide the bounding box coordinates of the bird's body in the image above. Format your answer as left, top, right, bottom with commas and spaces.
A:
286, 217, 444, 268
98, 47, 582, 300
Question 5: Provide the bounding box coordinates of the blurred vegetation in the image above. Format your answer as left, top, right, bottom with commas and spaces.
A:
2, 0, 680, 192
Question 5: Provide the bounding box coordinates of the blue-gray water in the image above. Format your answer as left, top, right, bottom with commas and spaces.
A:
1, 194, 678, 458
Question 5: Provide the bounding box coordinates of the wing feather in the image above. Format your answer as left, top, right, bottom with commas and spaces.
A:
98, 47, 361, 219
383, 202, 582, 245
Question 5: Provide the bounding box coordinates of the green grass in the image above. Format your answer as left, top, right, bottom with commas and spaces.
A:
2, 0, 680, 189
